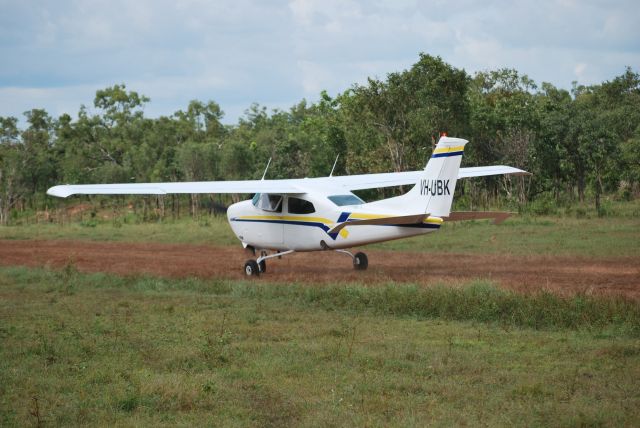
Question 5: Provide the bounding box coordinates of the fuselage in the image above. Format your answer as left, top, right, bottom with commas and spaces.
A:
227, 191, 443, 252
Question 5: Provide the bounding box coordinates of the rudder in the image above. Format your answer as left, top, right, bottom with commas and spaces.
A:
403, 136, 468, 217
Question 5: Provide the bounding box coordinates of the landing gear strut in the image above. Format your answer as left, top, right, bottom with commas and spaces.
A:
243, 250, 295, 277
243, 249, 368, 276
335, 249, 368, 271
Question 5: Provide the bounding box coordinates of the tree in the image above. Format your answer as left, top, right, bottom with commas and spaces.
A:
343, 53, 469, 175
535, 83, 573, 200
620, 126, 640, 195
569, 69, 640, 211
21, 109, 58, 202
88, 84, 150, 183
468, 69, 539, 205
0, 116, 24, 224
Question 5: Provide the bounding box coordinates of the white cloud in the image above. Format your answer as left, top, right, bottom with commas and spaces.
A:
574, 63, 588, 81
1, 0, 638, 124
0, 85, 99, 121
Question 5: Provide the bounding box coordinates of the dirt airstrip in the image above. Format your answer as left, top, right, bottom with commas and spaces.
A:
0, 239, 638, 299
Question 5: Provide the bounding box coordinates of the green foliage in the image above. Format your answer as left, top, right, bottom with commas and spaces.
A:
343, 54, 470, 173
524, 192, 559, 215
1, 55, 640, 225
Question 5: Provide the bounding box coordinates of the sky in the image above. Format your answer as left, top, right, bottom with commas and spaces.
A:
1, 0, 638, 124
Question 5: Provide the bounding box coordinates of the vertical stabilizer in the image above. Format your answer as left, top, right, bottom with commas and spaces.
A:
401, 136, 468, 217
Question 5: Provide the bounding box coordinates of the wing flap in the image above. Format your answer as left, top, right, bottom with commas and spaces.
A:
328, 213, 427, 234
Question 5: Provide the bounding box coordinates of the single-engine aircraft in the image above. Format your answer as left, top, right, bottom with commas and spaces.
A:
47, 136, 528, 276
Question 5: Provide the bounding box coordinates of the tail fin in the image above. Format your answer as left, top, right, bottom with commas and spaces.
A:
402, 136, 468, 217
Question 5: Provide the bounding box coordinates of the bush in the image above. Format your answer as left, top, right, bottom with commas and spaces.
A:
526, 193, 558, 216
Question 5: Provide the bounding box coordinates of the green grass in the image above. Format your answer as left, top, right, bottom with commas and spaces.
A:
374, 214, 640, 256
1, 267, 639, 426
0, 216, 239, 247
2, 212, 639, 257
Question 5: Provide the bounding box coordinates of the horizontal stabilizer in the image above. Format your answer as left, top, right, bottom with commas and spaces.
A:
458, 166, 530, 179
329, 213, 427, 234
443, 211, 513, 224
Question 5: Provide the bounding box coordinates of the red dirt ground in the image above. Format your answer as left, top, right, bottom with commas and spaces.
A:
1, 239, 639, 299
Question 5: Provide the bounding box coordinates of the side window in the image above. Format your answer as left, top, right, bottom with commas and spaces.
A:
256, 193, 282, 212
288, 197, 315, 214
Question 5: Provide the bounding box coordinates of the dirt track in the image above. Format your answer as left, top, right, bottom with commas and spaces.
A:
1, 239, 639, 299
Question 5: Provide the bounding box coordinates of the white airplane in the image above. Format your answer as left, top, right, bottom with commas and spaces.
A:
47, 136, 527, 276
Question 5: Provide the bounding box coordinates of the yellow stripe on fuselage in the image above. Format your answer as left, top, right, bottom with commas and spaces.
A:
432, 145, 465, 154
234, 213, 442, 240
235, 215, 350, 238
349, 212, 443, 225
237, 215, 335, 224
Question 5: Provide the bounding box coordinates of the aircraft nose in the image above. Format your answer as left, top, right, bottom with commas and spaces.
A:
226, 200, 247, 221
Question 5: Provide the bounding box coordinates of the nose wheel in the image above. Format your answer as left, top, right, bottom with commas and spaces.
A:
244, 260, 260, 276
243, 259, 266, 276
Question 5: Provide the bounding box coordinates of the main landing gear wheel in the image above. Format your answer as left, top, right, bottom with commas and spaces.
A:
258, 260, 266, 273
353, 252, 368, 270
244, 259, 260, 277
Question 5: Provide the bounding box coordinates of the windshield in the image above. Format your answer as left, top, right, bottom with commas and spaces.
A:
328, 194, 365, 207
253, 193, 283, 212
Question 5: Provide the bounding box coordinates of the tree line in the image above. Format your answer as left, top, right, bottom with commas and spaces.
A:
1, 53, 639, 224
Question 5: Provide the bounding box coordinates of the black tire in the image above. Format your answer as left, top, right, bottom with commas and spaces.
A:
353, 252, 368, 270
258, 260, 266, 273
244, 259, 260, 277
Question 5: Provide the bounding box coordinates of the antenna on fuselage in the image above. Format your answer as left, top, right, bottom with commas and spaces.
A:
261, 157, 272, 180
329, 154, 339, 177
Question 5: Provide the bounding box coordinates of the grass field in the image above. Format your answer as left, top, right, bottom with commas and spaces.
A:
1, 201, 639, 425
2, 210, 640, 258
1, 266, 639, 426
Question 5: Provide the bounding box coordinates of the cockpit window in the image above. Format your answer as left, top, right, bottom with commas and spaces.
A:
288, 197, 315, 214
253, 193, 282, 212
328, 194, 365, 207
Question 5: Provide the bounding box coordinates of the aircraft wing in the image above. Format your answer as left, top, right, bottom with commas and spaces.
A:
46, 179, 303, 198
305, 165, 529, 191
309, 171, 422, 191
47, 166, 529, 198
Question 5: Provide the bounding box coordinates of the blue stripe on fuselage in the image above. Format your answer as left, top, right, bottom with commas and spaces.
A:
230, 217, 441, 240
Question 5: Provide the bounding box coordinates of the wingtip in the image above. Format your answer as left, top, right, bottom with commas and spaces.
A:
513, 168, 532, 176
46, 185, 71, 198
